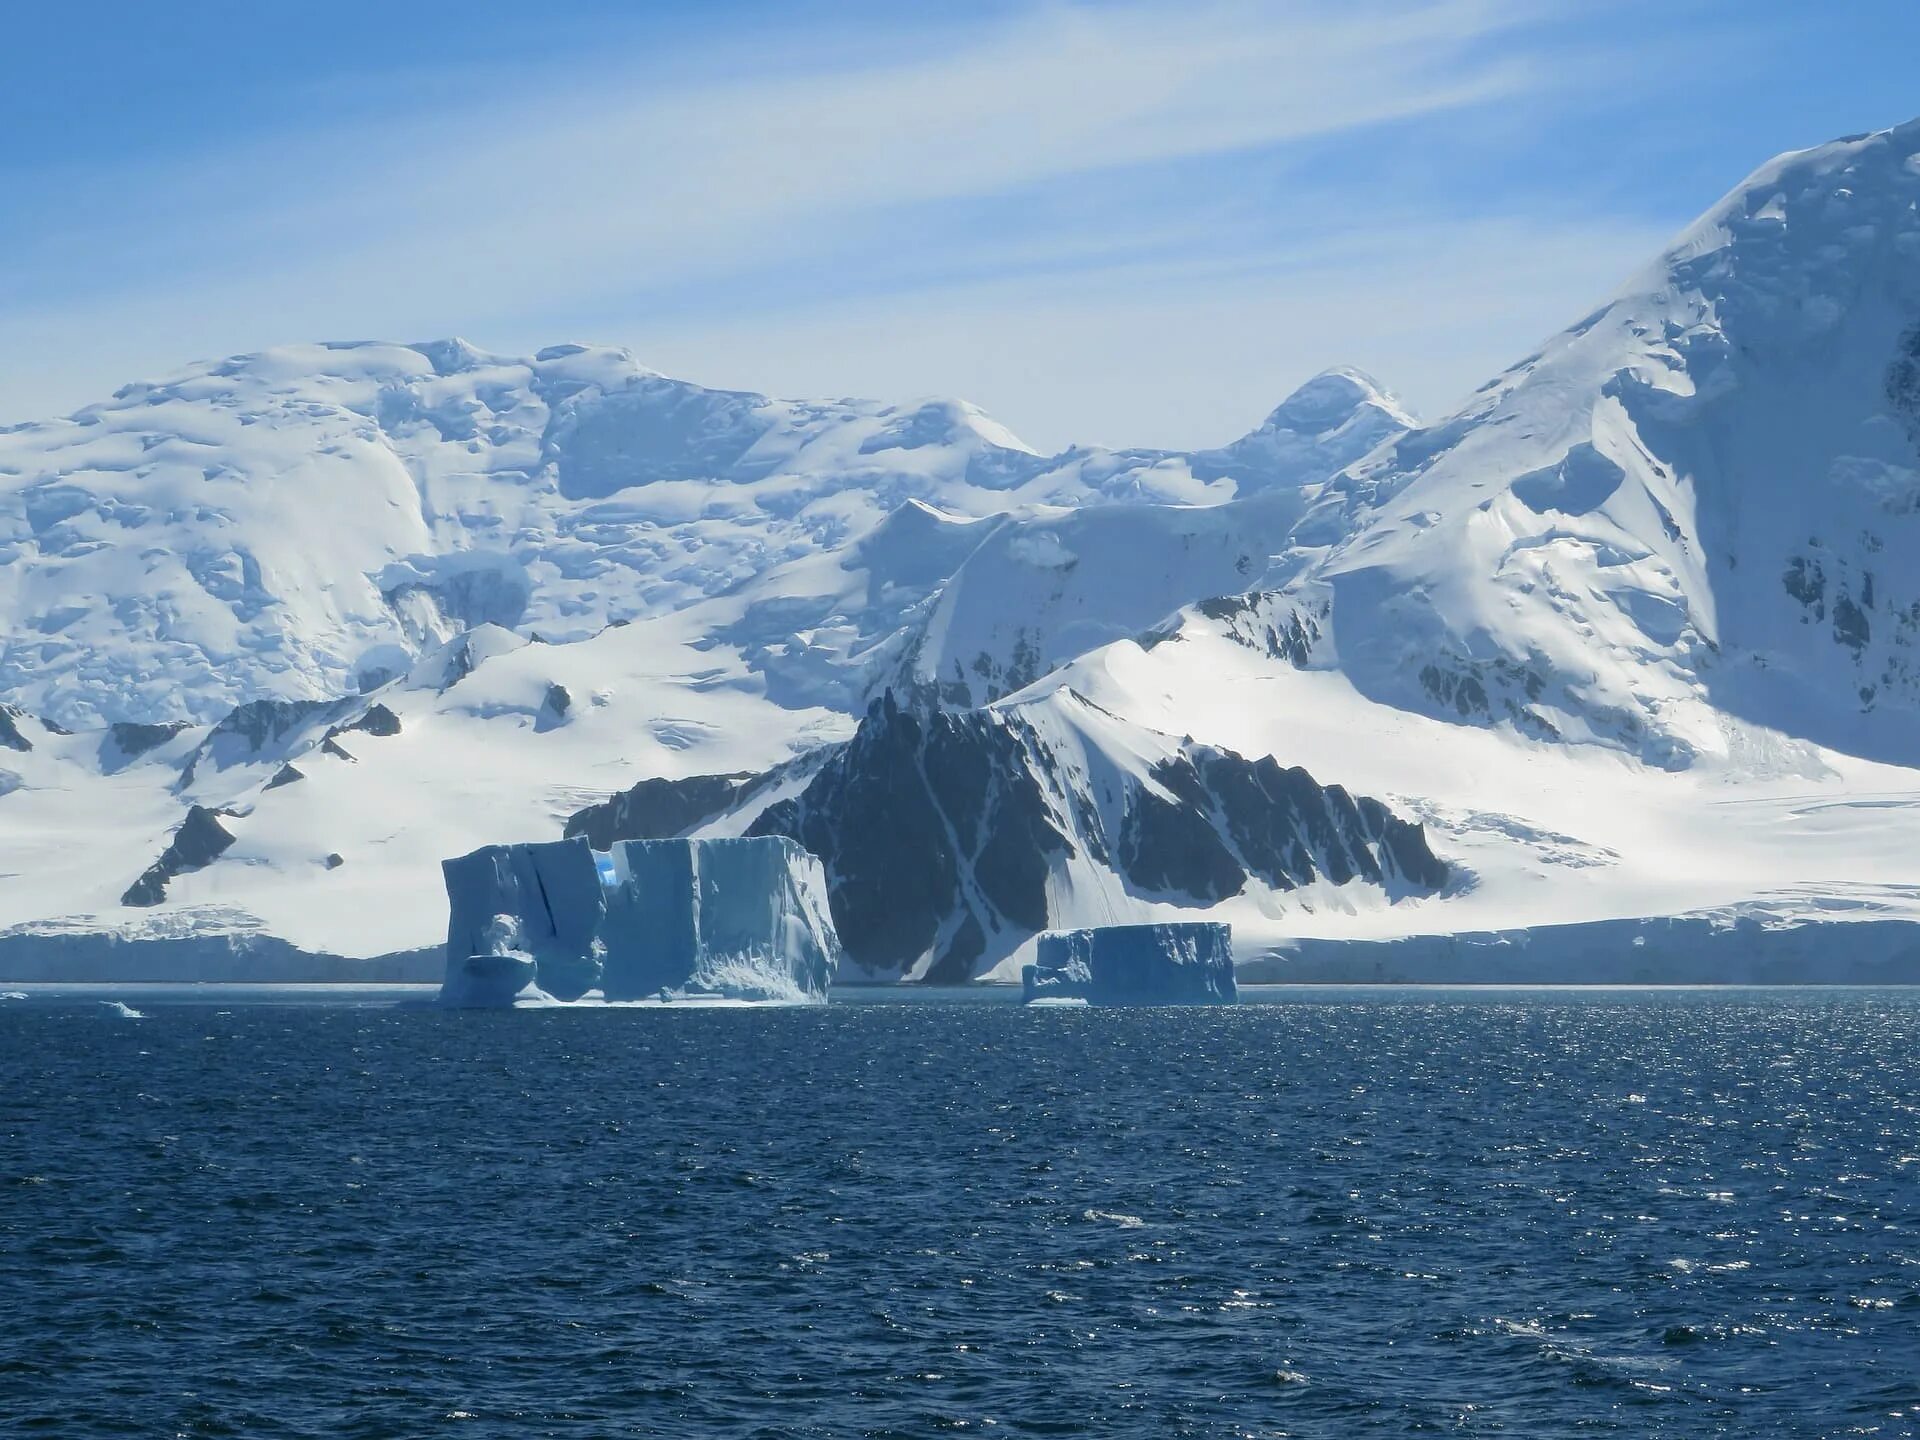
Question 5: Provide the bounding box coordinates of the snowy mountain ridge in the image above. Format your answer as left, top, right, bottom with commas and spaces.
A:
1279, 118, 1920, 770
0, 340, 1408, 728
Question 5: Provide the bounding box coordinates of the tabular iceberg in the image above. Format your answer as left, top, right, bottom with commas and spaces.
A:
438, 834, 840, 1006
1023, 923, 1237, 1006
441, 837, 606, 1006
602, 836, 840, 1002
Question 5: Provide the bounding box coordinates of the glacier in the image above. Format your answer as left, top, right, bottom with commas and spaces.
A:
438, 834, 839, 1006
1022, 924, 1237, 1006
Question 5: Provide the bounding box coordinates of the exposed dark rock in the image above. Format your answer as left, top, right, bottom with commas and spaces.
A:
265, 763, 305, 790
1784, 555, 1827, 617
321, 703, 401, 751
1887, 321, 1920, 450
534, 682, 573, 734
750, 696, 980, 977
321, 737, 356, 761
208, 697, 349, 753
1200, 592, 1326, 667
342, 703, 402, 737
730, 692, 1443, 980
179, 696, 355, 786
565, 771, 760, 850
1833, 592, 1871, 654
1119, 744, 1448, 901
0, 707, 32, 753
122, 806, 238, 907
108, 720, 190, 760
1120, 784, 1245, 901
323, 853, 345, 870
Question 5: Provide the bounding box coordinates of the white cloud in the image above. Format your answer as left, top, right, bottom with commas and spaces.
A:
623, 214, 1675, 451
0, 0, 1649, 437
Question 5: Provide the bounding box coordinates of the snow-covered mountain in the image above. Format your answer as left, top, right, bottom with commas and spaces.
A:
1281, 118, 1920, 771
0, 341, 1405, 728
7, 119, 1920, 983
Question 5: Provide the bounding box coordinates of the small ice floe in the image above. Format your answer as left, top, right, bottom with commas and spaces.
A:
99, 1000, 145, 1019
1082, 1208, 1145, 1228
0, 991, 27, 1001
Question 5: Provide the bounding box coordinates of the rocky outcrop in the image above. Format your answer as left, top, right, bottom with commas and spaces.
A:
339, 703, 402, 737
1122, 745, 1449, 900
564, 772, 762, 850
101, 720, 191, 771
122, 806, 239, 907
720, 691, 1448, 982
179, 696, 356, 786
0, 706, 32, 753
749, 695, 1069, 981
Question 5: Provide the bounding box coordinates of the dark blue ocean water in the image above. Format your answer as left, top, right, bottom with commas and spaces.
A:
2, 986, 1916, 1439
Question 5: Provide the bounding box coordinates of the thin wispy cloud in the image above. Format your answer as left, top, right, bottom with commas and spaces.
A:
2, 0, 1900, 445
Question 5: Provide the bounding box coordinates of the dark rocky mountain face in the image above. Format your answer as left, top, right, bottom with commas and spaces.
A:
749, 694, 1069, 981
0, 706, 34, 753
122, 806, 238, 907
1121, 744, 1449, 902
567, 691, 1449, 982
564, 772, 761, 851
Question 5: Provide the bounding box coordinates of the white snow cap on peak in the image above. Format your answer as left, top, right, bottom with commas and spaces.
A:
1258, 367, 1416, 436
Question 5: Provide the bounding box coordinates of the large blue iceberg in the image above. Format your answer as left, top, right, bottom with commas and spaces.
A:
601, 837, 840, 1002
1022, 923, 1237, 1006
441, 838, 607, 1005
439, 834, 840, 1006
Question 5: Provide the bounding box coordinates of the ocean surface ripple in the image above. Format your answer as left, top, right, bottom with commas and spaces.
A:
2, 986, 1916, 1437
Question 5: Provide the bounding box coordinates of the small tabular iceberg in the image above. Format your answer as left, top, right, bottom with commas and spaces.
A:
1022, 923, 1237, 1006
438, 834, 840, 1007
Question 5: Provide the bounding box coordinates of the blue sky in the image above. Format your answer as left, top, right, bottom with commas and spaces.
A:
4, 0, 1919, 450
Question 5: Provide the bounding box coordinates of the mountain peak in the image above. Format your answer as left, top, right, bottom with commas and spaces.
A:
1258, 367, 1416, 437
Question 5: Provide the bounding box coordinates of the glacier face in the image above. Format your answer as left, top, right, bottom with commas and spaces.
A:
8, 121, 1920, 983
600, 836, 838, 1002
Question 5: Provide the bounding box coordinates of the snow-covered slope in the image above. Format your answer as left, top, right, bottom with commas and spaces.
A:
0, 610, 849, 973
1284, 119, 1920, 770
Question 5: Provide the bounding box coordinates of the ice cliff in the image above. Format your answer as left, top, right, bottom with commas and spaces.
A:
439, 834, 840, 1006
1022, 923, 1237, 1005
